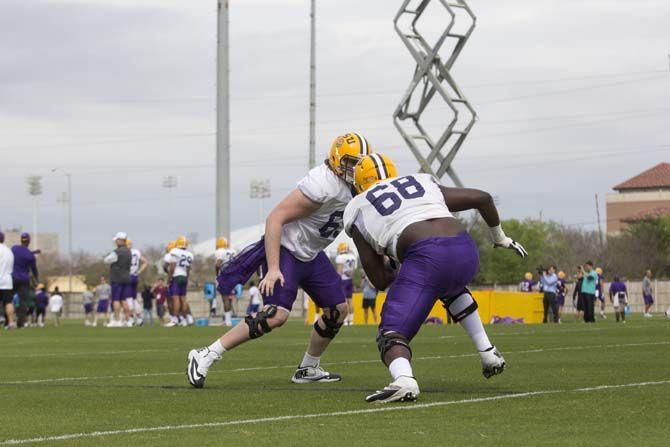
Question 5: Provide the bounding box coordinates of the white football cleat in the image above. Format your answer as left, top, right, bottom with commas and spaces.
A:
480, 346, 506, 379
187, 348, 221, 389
186, 314, 195, 325
164, 320, 177, 328
365, 376, 420, 403
291, 365, 342, 383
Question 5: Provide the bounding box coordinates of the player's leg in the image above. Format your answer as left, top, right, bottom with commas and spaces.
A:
2, 292, 16, 328
222, 293, 233, 326
363, 301, 369, 324
187, 249, 300, 388
293, 252, 348, 383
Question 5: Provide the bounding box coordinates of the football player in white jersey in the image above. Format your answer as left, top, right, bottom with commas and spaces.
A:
343, 154, 527, 403
214, 237, 237, 326
161, 241, 176, 325
335, 242, 358, 325
187, 133, 372, 388
127, 239, 148, 326
167, 236, 194, 327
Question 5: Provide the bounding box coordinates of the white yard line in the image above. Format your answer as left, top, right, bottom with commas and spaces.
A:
0, 341, 667, 386
1, 379, 668, 445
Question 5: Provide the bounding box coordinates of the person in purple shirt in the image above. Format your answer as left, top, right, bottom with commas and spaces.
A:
520, 272, 535, 292
11, 233, 38, 328
609, 277, 628, 323
35, 284, 49, 328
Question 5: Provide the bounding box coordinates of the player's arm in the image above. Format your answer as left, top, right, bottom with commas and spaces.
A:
138, 256, 148, 275
350, 226, 392, 291
439, 186, 527, 258
259, 189, 322, 296
103, 251, 118, 264
167, 261, 176, 281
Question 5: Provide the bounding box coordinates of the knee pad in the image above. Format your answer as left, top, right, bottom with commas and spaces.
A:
441, 289, 478, 323
244, 305, 278, 339
313, 307, 343, 339
376, 331, 412, 365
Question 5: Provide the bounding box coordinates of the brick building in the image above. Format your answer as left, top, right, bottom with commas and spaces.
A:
606, 162, 670, 235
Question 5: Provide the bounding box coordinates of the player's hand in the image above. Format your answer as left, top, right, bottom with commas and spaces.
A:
260, 269, 285, 296
494, 237, 528, 258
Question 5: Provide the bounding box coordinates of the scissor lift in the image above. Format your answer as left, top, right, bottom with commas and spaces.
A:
393, 0, 477, 186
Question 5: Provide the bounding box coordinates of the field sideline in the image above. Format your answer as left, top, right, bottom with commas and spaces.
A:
1, 316, 669, 446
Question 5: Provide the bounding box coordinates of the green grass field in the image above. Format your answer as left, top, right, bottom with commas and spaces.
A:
1, 315, 669, 446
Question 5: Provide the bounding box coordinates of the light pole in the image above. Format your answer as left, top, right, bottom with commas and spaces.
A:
162, 175, 178, 233
309, 0, 316, 169
27, 175, 43, 250
250, 179, 271, 237
52, 169, 72, 295
216, 0, 231, 240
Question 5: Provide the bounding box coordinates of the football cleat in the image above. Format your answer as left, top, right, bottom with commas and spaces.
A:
365, 376, 419, 403
480, 346, 506, 379
187, 348, 221, 388
291, 365, 342, 384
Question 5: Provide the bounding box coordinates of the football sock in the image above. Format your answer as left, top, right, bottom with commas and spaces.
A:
224, 311, 232, 326
300, 352, 320, 368
208, 340, 226, 356
450, 294, 492, 352
388, 357, 413, 380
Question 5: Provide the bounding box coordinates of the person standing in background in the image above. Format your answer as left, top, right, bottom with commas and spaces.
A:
580, 262, 598, 323
556, 271, 567, 324
152, 278, 168, 325
214, 237, 237, 327
572, 267, 584, 322
141, 285, 154, 326
595, 267, 606, 319
82, 288, 95, 327
11, 232, 38, 328
609, 276, 628, 323
642, 270, 654, 318
0, 231, 16, 329
49, 287, 63, 327
520, 272, 535, 292
246, 281, 262, 314
35, 284, 48, 328
94, 276, 111, 327
127, 239, 149, 326
25, 287, 37, 327
103, 232, 133, 327
540, 266, 559, 323
335, 242, 358, 326
361, 273, 378, 324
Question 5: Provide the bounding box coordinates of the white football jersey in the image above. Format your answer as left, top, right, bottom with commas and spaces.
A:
343, 173, 453, 260
169, 247, 194, 277
335, 253, 358, 280
280, 163, 353, 262
214, 248, 237, 265
130, 248, 141, 276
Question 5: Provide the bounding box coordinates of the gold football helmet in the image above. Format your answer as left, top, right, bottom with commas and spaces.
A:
166, 241, 176, 253
175, 236, 189, 249
328, 133, 371, 184
353, 153, 398, 193
216, 237, 229, 249
337, 242, 349, 254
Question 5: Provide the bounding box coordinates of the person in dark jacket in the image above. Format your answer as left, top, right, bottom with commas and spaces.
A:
103, 232, 133, 327
141, 285, 154, 326
11, 232, 38, 327
572, 267, 584, 322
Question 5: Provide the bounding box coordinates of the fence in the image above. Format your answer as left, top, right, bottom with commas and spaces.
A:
53, 281, 668, 321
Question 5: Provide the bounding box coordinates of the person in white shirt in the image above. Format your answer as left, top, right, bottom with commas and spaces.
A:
215, 237, 237, 326
0, 231, 16, 329
187, 133, 372, 388
246, 281, 263, 314
335, 242, 358, 325
167, 236, 194, 327
344, 154, 527, 403
49, 287, 64, 328
127, 238, 148, 325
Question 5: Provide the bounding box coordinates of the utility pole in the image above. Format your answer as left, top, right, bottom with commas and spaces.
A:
308, 0, 316, 169
53, 168, 72, 295
216, 0, 231, 239
162, 175, 178, 233
27, 175, 43, 250
595, 193, 604, 248
250, 179, 271, 237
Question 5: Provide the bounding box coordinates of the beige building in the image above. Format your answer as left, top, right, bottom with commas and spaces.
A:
606, 162, 670, 235
1, 230, 59, 255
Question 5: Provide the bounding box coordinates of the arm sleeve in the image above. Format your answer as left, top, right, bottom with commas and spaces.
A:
297, 167, 339, 204
103, 251, 118, 264
31, 257, 39, 280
